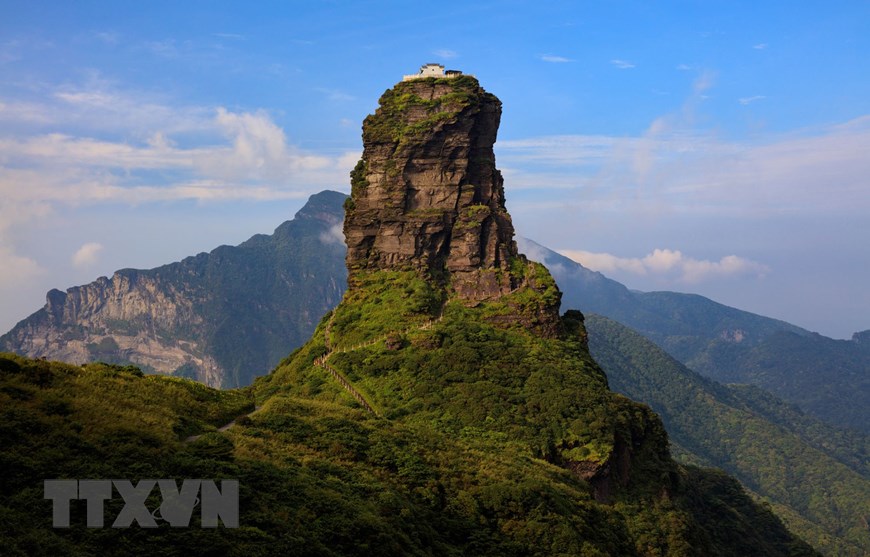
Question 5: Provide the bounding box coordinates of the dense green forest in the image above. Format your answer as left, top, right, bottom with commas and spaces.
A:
703, 329, 870, 433
585, 315, 870, 556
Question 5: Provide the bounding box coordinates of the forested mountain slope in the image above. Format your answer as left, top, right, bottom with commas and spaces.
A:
585, 314, 869, 556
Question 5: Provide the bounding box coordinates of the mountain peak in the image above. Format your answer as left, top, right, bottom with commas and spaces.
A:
343, 75, 527, 302
293, 189, 347, 223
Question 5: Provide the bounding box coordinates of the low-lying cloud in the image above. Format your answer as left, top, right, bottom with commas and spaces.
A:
557, 248, 769, 283
318, 223, 345, 246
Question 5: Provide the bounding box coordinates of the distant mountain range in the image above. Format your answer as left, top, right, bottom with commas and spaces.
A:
3, 192, 867, 433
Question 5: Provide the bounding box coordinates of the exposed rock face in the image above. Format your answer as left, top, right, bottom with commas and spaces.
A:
6, 273, 221, 384
344, 76, 526, 302
0, 191, 348, 388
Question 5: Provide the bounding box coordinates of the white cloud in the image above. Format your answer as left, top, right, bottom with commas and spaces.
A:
496, 61, 870, 220
433, 49, 458, 59
202, 107, 310, 180
753, 43, 768, 50
739, 95, 766, 105
499, 117, 870, 216
145, 39, 179, 58
610, 59, 635, 69
26, 78, 215, 134
0, 99, 59, 123
559, 250, 646, 275
676, 64, 693, 71
557, 248, 769, 283
681, 254, 769, 283
541, 55, 573, 63
498, 134, 619, 165
72, 242, 103, 267
0, 97, 356, 208
337, 151, 362, 170
0, 80, 359, 308
319, 223, 345, 246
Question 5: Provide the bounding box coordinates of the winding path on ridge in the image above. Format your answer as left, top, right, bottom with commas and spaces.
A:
185, 308, 444, 441
313, 284, 527, 416
314, 308, 444, 417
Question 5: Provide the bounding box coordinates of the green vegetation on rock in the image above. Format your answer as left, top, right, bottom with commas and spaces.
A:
249, 269, 818, 556
362, 76, 486, 146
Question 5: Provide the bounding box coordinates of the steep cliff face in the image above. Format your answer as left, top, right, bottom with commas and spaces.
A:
0, 191, 347, 387
344, 76, 531, 303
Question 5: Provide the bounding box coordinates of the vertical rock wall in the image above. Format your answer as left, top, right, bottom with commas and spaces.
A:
343, 75, 524, 300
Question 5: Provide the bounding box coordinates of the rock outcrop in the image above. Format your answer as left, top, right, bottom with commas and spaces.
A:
5, 272, 220, 384
344, 75, 530, 302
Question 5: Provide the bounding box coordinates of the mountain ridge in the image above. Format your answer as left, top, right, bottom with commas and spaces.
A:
252, 74, 817, 554
520, 237, 869, 433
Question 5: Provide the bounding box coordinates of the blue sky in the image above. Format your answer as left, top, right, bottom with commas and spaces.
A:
1, 1, 868, 338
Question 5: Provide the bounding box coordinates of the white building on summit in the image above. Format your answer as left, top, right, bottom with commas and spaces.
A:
402, 63, 465, 81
